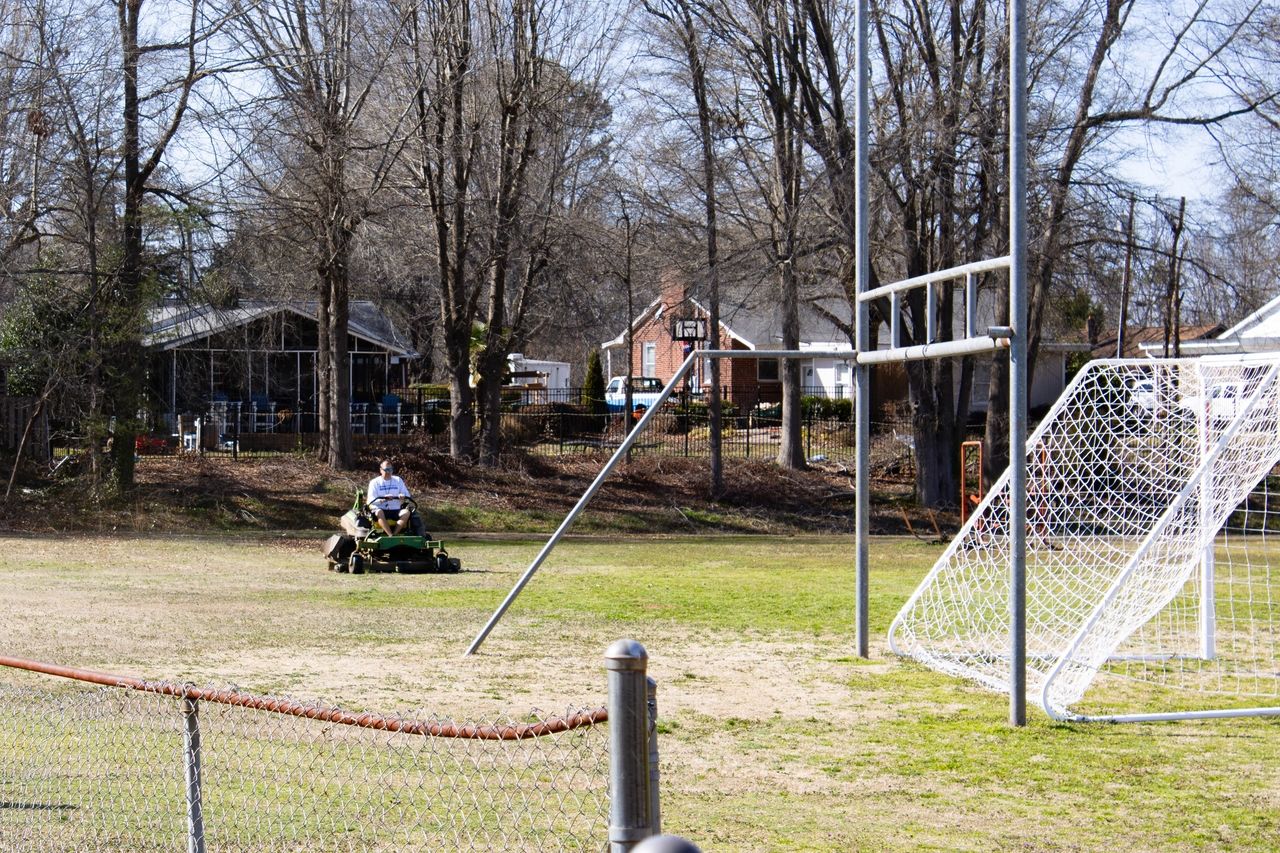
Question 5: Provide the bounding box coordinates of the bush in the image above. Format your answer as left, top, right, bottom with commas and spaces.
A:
670, 398, 738, 434
410, 383, 450, 399
802, 395, 853, 420
746, 397, 852, 427
582, 351, 607, 416
501, 403, 608, 442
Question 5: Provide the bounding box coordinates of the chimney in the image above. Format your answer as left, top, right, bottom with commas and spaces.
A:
659, 271, 688, 313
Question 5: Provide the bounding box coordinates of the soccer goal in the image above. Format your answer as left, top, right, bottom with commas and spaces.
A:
890, 354, 1280, 722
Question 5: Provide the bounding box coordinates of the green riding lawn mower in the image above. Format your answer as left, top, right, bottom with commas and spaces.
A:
323, 492, 461, 574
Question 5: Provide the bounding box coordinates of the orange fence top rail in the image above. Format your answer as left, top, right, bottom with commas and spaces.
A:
0, 654, 607, 741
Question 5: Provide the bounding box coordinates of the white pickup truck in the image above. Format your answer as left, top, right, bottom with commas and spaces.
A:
604, 376, 666, 413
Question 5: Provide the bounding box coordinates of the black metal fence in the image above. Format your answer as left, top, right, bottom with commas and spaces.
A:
114, 385, 914, 474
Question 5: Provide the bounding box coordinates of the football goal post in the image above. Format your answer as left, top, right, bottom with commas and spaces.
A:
890, 355, 1280, 722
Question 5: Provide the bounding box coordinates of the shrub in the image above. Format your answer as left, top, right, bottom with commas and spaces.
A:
582, 351, 607, 416
802, 395, 853, 420
502, 403, 606, 442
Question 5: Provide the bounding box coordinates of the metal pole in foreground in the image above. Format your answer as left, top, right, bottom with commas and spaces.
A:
181, 696, 206, 853
607, 639, 654, 852
464, 356, 697, 655
1008, 0, 1029, 727
465, 348, 858, 656
853, 0, 871, 660
646, 676, 661, 835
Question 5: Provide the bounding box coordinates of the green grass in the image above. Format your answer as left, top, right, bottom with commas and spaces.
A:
0, 533, 1277, 851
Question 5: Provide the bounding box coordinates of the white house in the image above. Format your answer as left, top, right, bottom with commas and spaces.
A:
1140, 294, 1280, 357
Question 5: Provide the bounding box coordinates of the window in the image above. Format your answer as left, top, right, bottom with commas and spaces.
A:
758, 358, 780, 382
642, 342, 657, 377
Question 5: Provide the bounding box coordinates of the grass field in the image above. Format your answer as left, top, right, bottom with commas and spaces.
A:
1, 532, 1278, 851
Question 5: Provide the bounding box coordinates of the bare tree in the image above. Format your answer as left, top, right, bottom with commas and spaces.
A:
396, 0, 613, 464
702, 0, 809, 469
983, 0, 1277, 475
227, 0, 410, 469
642, 0, 728, 494
864, 0, 1007, 505
399, 0, 483, 460
0, 0, 221, 491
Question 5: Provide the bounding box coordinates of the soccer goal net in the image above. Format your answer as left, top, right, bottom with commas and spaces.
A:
890, 355, 1280, 722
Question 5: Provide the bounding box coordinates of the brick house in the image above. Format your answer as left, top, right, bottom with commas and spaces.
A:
601, 274, 1088, 416
599, 276, 855, 407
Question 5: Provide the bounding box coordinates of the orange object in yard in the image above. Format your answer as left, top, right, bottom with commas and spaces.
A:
960, 440, 983, 523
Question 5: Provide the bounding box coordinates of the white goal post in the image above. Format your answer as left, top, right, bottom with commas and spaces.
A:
890, 355, 1280, 722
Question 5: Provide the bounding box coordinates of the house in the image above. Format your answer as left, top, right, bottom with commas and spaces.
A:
144, 299, 416, 433
1132, 295, 1280, 357
601, 275, 1084, 414
600, 276, 855, 408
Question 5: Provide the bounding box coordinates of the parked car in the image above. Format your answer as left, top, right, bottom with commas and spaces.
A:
1128, 378, 1158, 413
604, 376, 666, 413
1179, 381, 1248, 426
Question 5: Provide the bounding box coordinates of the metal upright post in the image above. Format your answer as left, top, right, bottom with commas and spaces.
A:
854, 0, 872, 659
1008, 0, 1029, 727
1198, 365, 1216, 660
646, 676, 661, 835
181, 697, 206, 853
606, 639, 654, 852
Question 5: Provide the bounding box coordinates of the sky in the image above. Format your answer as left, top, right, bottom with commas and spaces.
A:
1118, 125, 1221, 205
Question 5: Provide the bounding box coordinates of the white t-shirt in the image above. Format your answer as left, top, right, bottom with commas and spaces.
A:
367, 475, 411, 512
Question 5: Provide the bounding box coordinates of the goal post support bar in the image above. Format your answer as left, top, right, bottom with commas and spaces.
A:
465, 333, 1016, 658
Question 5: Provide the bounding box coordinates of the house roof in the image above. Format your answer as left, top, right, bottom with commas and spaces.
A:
1153, 293, 1280, 355
602, 275, 1100, 358
709, 283, 852, 349
1094, 323, 1224, 359
144, 300, 416, 356
1219, 292, 1280, 340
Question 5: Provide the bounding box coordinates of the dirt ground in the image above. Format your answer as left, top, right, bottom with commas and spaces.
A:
0, 532, 865, 718
0, 444, 944, 538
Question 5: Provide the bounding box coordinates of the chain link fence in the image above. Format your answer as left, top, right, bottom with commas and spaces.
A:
0, 651, 659, 852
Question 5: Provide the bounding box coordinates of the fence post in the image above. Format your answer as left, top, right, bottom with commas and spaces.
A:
233, 403, 240, 461
606, 639, 654, 852
181, 696, 206, 853
647, 675, 661, 835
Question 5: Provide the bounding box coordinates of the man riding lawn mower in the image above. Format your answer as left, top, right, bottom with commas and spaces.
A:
322, 489, 463, 573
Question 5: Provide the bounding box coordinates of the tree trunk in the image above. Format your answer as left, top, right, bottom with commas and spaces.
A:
108, 0, 145, 495
443, 317, 475, 460
317, 288, 332, 460
777, 261, 805, 469
326, 273, 352, 469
